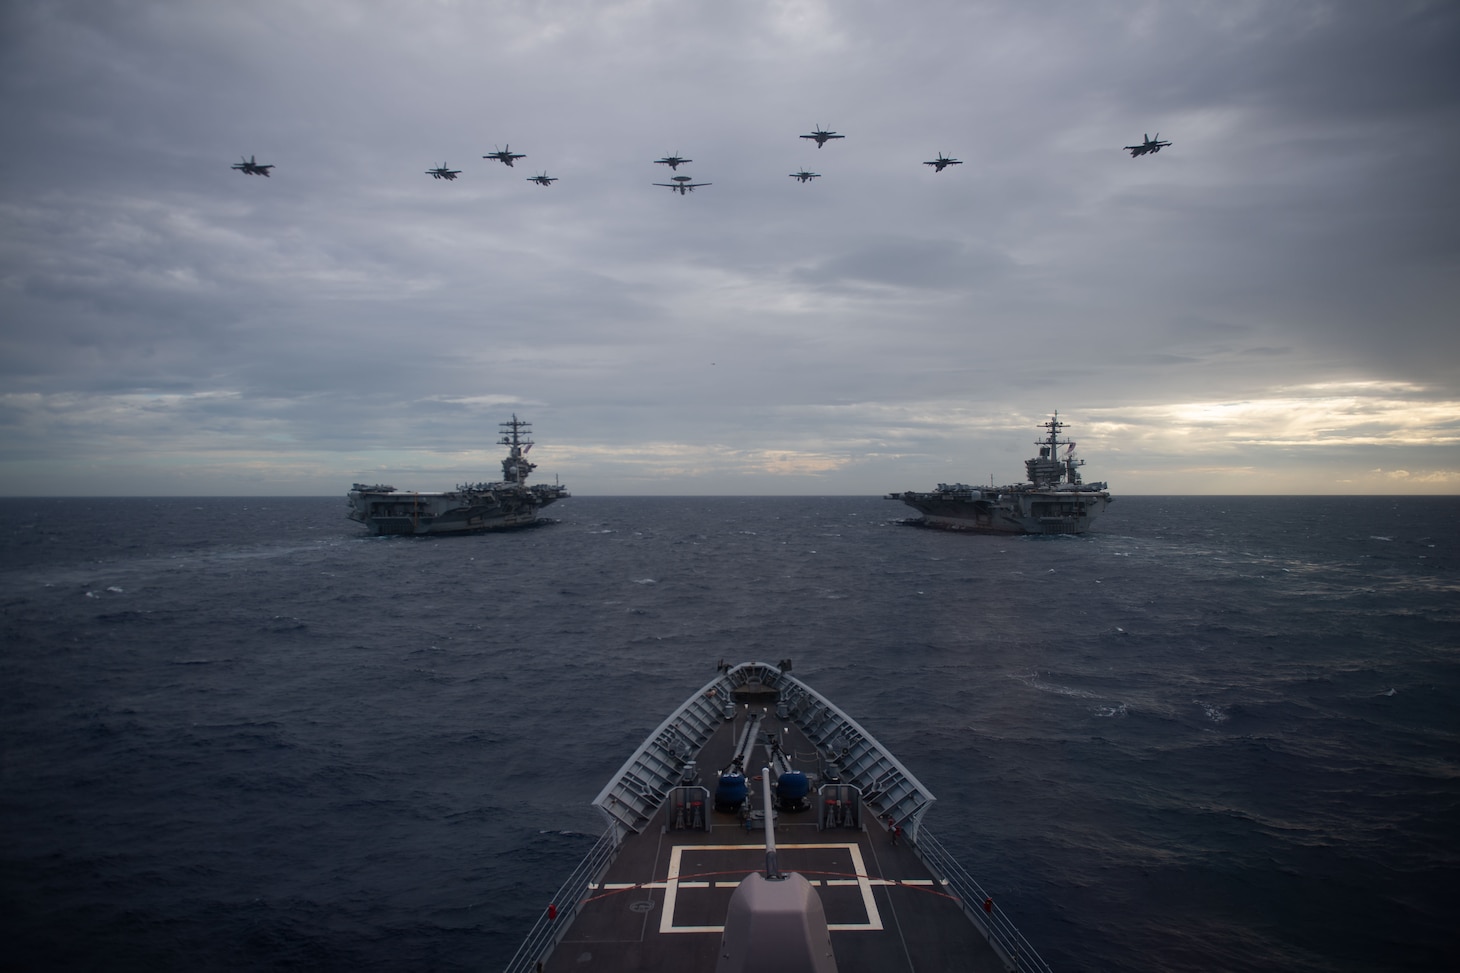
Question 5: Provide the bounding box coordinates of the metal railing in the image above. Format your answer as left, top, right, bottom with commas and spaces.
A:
502, 826, 619, 973
914, 827, 1054, 973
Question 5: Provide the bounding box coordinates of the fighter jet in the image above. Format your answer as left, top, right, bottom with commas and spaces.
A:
800, 125, 844, 148
789, 170, 821, 183
426, 163, 461, 181
654, 153, 692, 170
483, 145, 526, 167
653, 175, 711, 195
231, 155, 274, 177
527, 171, 557, 186
1124, 133, 1172, 157
923, 153, 962, 172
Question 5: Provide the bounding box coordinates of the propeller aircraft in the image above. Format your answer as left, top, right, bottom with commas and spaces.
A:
1124, 133, 1171, 157
231, 155, 274, 177
527, 172, 557, 186
484, 145, 526, 167
789, 170, 821, 183
426, 163, 461, 181
800, 125, 844, 148
923, 152, 962, 172
653, 175, 711, 195
654, 153, 692, 170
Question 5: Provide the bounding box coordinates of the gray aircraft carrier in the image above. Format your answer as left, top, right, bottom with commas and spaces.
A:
888, 412, 1112, 535
346, 415, 567, 536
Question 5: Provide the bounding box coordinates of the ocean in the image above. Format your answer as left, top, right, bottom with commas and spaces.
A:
1, 495, 1456, 971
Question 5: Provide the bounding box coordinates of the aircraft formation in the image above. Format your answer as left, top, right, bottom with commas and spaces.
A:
232, 128, 1170, 191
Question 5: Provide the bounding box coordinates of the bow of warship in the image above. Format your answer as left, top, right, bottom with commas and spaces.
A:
888, 412, 1111, 535
346, 415, 568, 536
505, 661, 1051, 973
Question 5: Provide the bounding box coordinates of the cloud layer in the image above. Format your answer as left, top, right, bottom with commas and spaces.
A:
2, 0, 1457, 494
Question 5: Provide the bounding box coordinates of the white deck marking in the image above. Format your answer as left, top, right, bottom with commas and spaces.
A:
660, 842, 885, 934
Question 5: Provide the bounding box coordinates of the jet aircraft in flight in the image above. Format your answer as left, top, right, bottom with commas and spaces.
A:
527, 172, 557, 186
653, 175, 710, 195
231, 155, 274, 177
789, 170, 821, 183
654, 154, 692, 170
426, 163, 461, 181
800, 125, 844, 148
1124, 133, 1171, 157
484, 145, 526, 167
923, 153, 962, 172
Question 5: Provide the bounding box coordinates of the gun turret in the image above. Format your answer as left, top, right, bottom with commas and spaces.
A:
715, 767, 837, 973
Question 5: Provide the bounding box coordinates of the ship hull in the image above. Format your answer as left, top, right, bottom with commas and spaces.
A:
893, 489, 1111, 535
889, 412, 1113, 535
505, 662, 1050, 973
346, 488, 563, 536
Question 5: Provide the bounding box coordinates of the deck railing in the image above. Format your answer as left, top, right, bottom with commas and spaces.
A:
914, 826, 1055, 973
501, 826, 619, 973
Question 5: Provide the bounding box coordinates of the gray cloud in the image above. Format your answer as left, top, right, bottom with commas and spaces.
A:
2, 0, 1458, 495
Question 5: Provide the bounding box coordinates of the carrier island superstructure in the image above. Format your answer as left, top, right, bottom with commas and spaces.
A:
346, 415, 568, 536
888, 412, 1112, 535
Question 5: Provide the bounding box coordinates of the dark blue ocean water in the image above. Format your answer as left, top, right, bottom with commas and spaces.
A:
2, 495, 1457, 972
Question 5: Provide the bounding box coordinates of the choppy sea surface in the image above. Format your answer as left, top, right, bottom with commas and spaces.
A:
2, 495, 1457, 972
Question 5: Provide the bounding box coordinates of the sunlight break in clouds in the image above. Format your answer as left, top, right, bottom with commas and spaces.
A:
1095, 383, 1459, 449
553, 441, 849, 482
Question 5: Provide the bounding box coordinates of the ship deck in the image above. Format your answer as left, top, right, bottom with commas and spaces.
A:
533, 686, 1017, 973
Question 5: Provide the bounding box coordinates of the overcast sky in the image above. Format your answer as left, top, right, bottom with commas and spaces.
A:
2, 0, 1457, 496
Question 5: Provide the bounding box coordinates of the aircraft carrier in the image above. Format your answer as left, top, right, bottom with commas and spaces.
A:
504, 661, 1051, 973
346, 415, 567, 536
888, 412, 1112, 535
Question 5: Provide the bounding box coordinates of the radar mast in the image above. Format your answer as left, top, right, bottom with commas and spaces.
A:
499, 414, 537, 485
